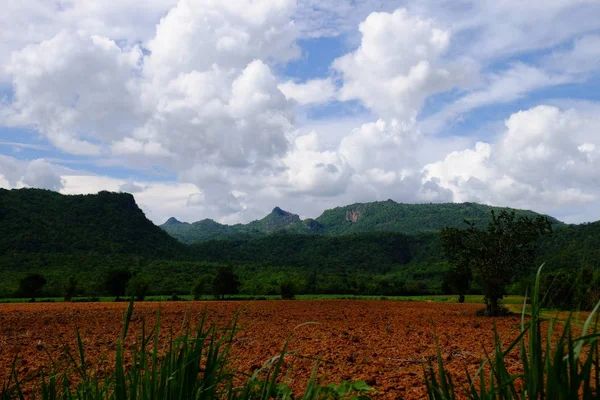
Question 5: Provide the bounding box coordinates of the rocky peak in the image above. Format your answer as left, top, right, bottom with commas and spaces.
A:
164, 217, 182, 225
345, 206, 365, 223
271, 206, 292, 217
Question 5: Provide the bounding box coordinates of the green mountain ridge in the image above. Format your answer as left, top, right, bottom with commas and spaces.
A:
0, 188, 183, 257
161, 199, 564, 243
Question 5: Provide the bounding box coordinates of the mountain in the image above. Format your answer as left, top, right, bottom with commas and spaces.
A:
161, 200, 563, 243
0, 188, 183, 257
161, 207, 307, 243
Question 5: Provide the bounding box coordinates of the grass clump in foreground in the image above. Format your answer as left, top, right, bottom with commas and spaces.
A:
425, 265, 600, 399
1, 304, 373, 400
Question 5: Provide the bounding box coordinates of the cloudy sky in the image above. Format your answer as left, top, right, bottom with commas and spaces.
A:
1, 0, 600, 224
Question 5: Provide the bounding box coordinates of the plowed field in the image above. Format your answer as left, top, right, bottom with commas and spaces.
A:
0, 300, 529, 399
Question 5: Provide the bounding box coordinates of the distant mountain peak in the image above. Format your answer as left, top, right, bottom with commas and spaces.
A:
165, 217, 182, 225
270, 206, 292, 216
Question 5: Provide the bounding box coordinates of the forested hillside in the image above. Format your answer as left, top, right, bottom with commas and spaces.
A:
537, 221, 600, 270
161, 200, 563, 243
0, 188, 597, 299
0, 189, 187, 296
0, 189, 183, 257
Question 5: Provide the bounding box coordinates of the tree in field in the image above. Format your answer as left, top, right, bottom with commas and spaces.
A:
105, 269, 132, 301
440, 228, 474, 303
213, 267, 241, 300
441, 210, 552, 316
129, 275, 151, 301
63, 276, 77, 302
280, 281, 296, 299
192, 275, 211, 300
19, 273, 47, 300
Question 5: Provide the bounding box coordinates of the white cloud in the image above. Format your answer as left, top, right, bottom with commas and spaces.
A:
111, 138, 172, 157
282, 132, 353, 196
453, 0, 600, 61
21, 159, 64, 191
2, 0, 299, 171
332, 8, 464, 120
119, 181, 146, 193
425, 105, 600, 216
447, 64, 569, 119
145, 0, 299, 82
0, 0, 176, 83
544, 35, 600, 75
278, 78, 337, 105
0, 156, 64, 191
339, 119, 420, 172
2, 31, 143, 155
0, 154, 25, 187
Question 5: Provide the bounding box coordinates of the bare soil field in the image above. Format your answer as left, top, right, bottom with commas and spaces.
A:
0, 300, 530, 399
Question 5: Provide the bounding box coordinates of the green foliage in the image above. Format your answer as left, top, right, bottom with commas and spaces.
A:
0, 188, 184, 257
128, 274, 151, 301
105, 269, 132, 300
18, 273, 47, 299
1, 302, 373, 400
192, 275, 212, 300
213, 267, 241, 300
190, 232, 419, 271
441, 210, 552, 316
279, 281, 296, 299
424, 266, 600, 399
63, 276, 77, 302
540, 268, 600, 311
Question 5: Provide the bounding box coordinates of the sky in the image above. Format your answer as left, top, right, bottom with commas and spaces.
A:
1, 0, 600, 225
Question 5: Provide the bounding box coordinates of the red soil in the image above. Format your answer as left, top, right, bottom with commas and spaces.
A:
0, 300, 528, 399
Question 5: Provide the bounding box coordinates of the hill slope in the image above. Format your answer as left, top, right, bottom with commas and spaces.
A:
0, 188, 183, 257
161, 200, 563, 243
537, 221, 600, 270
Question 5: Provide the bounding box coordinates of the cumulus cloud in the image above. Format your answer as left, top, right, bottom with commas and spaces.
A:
0, 156, 64, 191
278, 78, 337, 105
424, 105, 600, 215
282, 132, 353, 196
339, 119, 420, 172
119, 181, 146, 193
0, 155, 24, 187
332, 9, 464, 120
21, 159, 64, 191
2, 0, 299, 170
2, 31, 143, 154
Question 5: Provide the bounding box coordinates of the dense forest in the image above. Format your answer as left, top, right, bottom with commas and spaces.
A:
0, 188, 598, 301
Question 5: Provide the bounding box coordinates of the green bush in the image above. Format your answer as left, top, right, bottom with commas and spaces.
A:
63, 276, 77, 302
17, 273, 47, 300
128, 275, 151, 301
279, 281, 296, 299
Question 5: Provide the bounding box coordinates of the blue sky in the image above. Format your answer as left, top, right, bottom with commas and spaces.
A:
1, 0, 600, 225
